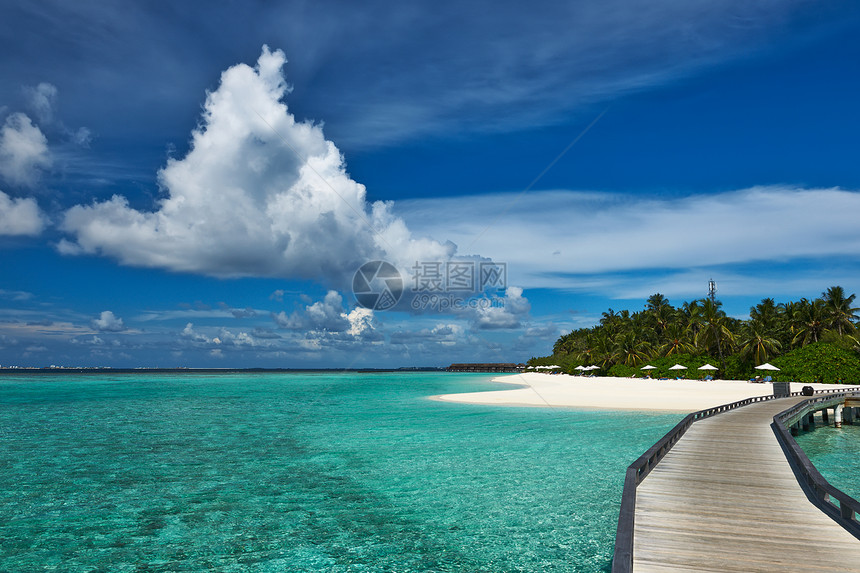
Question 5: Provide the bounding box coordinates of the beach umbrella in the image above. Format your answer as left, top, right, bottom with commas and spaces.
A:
640, 365, 657, 370
755, 363, 780, 371
574, 365, 587, 371
547, 365, 561, 369
668, 364, 687, 370
586, 365, 600, 370
698, 364, 718, 370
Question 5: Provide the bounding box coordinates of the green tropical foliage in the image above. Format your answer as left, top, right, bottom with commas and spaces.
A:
530, 286, 860, 383
773, 342, 860, 384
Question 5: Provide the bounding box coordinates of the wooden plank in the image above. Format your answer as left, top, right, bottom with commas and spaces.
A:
632, 397, 860, 572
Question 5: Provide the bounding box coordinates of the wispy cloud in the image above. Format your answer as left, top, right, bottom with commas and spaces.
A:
287, 0, 814, 146
6, 1, 818, 149
397, 186, 860, 298
0, 289, 34, 301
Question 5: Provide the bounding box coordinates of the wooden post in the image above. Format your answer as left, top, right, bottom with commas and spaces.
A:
845, 407, 855, 425
802, 414, 810, 431
822, 408, 829, 423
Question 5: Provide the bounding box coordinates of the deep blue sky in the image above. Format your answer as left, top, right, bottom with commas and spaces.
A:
1, 1, 859, 367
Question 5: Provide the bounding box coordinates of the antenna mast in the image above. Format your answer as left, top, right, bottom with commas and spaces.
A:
708, 279, 716, 303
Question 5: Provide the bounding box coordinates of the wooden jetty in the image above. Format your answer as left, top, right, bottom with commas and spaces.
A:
614, 390, 860, 572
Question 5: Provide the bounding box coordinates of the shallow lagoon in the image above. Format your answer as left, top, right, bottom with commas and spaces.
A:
0, 372, 680, 572
795, 421, 860, 501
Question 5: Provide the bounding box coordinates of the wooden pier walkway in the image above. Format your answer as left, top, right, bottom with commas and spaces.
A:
632, 396, 860, 572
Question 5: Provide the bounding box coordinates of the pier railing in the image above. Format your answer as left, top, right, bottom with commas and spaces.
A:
772, 391, 860, 539
611, 386, 860, 573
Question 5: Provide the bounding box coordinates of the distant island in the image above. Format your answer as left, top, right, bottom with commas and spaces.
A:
530, 286, 860, 384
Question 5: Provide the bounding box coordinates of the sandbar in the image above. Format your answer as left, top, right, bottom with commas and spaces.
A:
434, 372, 859, 412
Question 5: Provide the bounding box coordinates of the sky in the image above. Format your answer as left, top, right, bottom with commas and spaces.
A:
1, 0, 859, 368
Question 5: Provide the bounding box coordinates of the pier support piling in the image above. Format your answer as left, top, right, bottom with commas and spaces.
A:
835, 404, 843, 428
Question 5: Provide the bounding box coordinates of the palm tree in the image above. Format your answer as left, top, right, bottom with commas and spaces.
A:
659, 324, 696, 357
749, 298, 779, 334
553, 331, 577, 355
792, 298, 827, 346
696, 299, 734, 369
646, 293, 670, 313
821, 286, 858, 335
777, 300, 803, 349
682, 300, 705, 349
739, 324, 782, 364
600, 308, 623, 338
600, 308, 618, 327
611, 331, 652, 366
577, 330, 612, 368
645, 293, 674, 339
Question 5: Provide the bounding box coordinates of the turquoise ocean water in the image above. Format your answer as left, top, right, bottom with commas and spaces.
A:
0, 372, 680, 572
795, 422, 860, 501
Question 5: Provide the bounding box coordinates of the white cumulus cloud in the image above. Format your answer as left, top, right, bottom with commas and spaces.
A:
91, 310, 125, 332
0, 113, 51, 187
59, 46, 451, 286
343, 307, 374, 337
0, 190, 45, 236
470, 286, 531, 330
273, 290, 349, 331
272, 290, 376, 338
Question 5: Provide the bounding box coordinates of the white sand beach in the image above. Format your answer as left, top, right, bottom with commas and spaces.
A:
434, 372, 860, 412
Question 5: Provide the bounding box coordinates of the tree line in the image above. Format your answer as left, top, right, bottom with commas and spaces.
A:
530, 286, 860, 382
